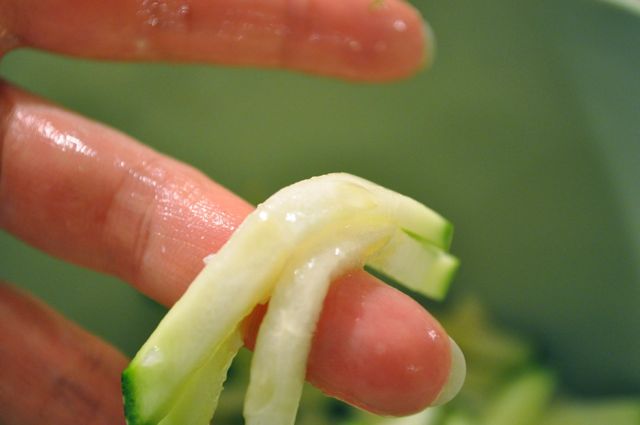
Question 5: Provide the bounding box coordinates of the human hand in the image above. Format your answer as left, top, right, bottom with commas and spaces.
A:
0, 1, 460, 424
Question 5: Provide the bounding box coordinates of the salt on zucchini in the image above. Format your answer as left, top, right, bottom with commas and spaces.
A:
122, 173, 462, 425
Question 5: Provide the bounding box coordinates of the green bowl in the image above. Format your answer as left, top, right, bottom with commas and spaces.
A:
1, 0, 638, 398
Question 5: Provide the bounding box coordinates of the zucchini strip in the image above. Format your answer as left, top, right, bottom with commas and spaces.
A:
245, 227, 390, 425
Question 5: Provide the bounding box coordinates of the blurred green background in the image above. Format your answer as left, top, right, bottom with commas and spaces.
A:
1, 0, 638, 412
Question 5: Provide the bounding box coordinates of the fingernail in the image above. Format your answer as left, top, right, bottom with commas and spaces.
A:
421, 20, 437, 70
432, 337, 466, 405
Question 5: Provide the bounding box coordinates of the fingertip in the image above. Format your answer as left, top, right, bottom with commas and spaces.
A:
306, 270, 452, 415
240, 270, 454, 416
280, 0, 430, 81
351, 0, 431, 80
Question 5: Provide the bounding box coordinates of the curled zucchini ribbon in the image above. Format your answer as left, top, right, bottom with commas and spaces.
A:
122, 173, 459, 425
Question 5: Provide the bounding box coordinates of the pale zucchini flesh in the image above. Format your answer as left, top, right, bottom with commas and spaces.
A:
158, 332, 242, 425
122, 173, 459, 425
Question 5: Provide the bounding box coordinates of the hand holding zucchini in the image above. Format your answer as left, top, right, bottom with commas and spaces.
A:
122, 173, 465, 425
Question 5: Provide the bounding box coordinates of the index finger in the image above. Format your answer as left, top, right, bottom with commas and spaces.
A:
0, 83, 459, 415
3, 0, 431, 81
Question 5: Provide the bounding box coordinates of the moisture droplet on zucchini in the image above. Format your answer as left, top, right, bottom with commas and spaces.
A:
122, 173, 463, 425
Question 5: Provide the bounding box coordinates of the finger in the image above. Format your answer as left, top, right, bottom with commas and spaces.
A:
0, 83, 454, 414
3, 0, 430, 81
0, 282, 127, 425
0, 81, 253, 307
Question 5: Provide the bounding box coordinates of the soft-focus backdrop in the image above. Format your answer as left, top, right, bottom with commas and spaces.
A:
1, 0, 638, 403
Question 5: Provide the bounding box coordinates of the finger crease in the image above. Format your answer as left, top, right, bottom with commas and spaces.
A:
103, 154, 166, 288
